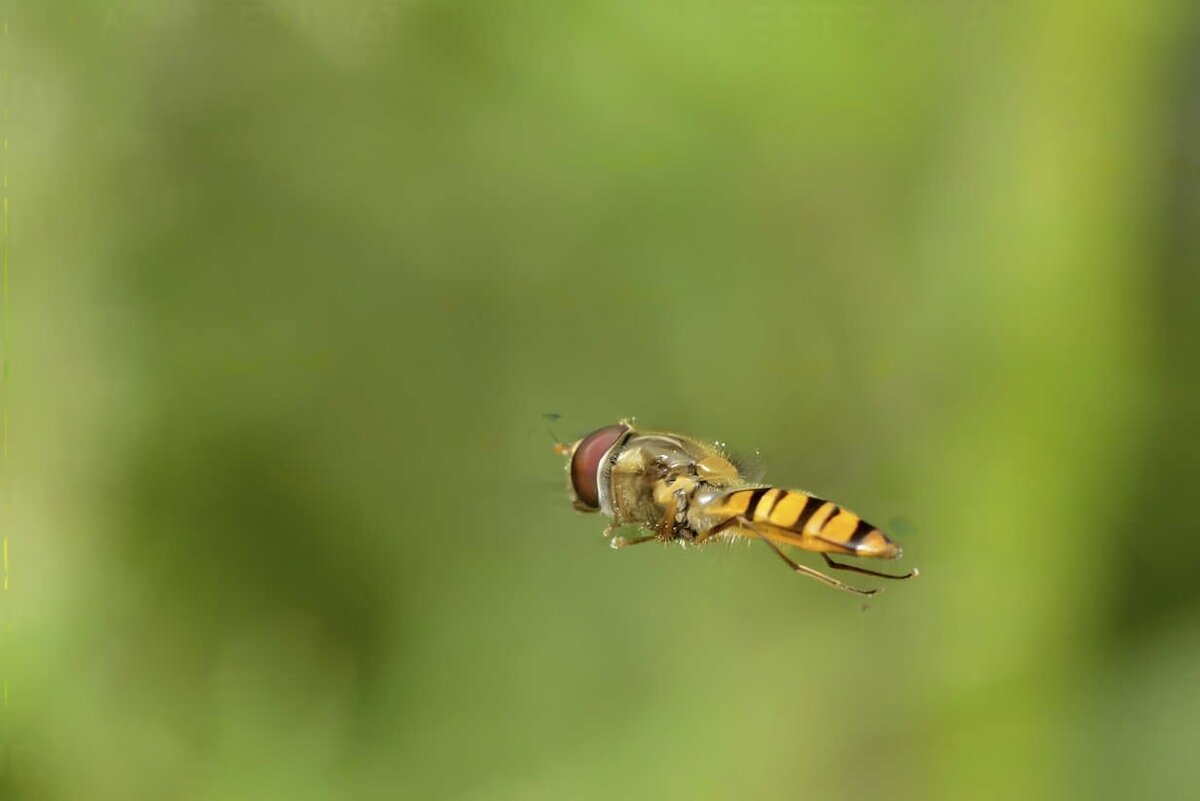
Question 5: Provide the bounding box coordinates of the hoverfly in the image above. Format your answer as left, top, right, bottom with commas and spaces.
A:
555, 420, 917, 595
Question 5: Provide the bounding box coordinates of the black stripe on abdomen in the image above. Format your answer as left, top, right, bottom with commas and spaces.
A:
847, 518, 873, 547
745, 487, 769, 519
793, 494, 824, 533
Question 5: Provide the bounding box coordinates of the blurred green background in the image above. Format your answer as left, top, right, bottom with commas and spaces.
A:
4, 1, 1200, 799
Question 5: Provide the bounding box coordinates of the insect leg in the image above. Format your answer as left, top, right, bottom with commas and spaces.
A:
732, 517, 877, 596
821, 554, 918, 581
759, 535, 877, 596
760, 534, 878, 596
609, 504, 681, 549
610, 533, 659, 549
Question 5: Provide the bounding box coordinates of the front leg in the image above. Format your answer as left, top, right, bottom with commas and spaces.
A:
611, 505, 677, 549
610, 532, 660, 548
612, 486, 698, 548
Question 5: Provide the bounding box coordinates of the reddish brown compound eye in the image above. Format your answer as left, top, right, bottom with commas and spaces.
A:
570, 425, 629, 509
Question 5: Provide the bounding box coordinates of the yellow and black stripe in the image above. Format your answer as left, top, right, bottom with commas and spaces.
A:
713, 487, 900, 559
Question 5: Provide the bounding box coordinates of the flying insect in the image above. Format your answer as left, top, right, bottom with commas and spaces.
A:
556, 420, 917, 596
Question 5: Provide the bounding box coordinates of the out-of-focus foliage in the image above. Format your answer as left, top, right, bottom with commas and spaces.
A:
5, 0, 1200, 799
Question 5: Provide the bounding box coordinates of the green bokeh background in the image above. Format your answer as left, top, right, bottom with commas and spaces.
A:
5, 1, 1200, 799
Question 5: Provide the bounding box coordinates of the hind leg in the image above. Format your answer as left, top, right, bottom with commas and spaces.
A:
821, 553, 918, 581
758, 530, 878, 596
707, 517, 878, 595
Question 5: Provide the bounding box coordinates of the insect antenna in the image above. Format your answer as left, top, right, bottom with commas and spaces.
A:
542, 412, 572, 455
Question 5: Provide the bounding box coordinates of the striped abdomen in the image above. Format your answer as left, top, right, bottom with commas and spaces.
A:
711, 487, 901, 559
